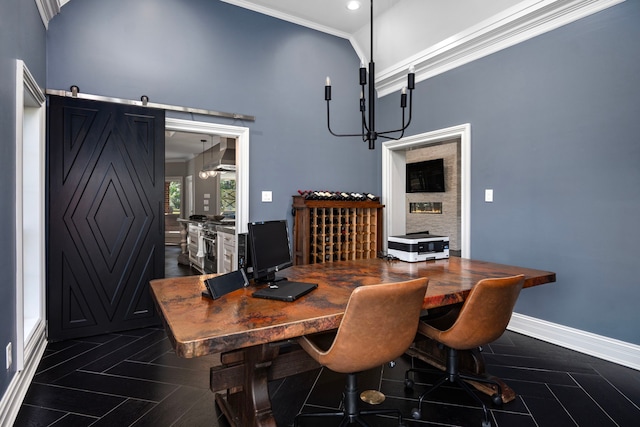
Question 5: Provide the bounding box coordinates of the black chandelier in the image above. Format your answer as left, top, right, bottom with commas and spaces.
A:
324, 0, 415, 150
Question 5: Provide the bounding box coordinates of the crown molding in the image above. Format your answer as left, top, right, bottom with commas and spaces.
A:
375, 0, 625, 97
35, 0, 61, 29
37, 0, 624, 97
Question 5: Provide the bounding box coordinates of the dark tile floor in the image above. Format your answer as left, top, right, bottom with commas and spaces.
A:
14, 248, 640, 426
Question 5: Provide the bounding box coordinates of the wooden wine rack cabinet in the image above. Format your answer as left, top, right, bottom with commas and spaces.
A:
292, 195, 384, 265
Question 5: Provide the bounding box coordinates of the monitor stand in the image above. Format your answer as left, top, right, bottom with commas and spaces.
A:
255, 271, 288, 287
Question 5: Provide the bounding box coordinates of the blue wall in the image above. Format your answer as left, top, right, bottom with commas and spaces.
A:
46, 0, 382, 223
378, 0, 640, 344
0, 0, 640, 408
0, 0, 46, 399
1, 0, 638, 404
47, 0, 640, 345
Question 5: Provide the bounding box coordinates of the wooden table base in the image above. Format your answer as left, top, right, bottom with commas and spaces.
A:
211, 342, 321, 427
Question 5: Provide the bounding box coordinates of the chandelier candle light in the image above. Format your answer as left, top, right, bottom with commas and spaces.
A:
324, 0, 415, 150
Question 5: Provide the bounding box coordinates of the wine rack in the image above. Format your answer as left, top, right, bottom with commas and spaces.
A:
292, 195, 384, 265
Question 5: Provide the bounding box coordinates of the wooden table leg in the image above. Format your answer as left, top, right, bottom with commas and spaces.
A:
407, 338, 516, 403
211, 343, 321, 427
214, 344, 280, 427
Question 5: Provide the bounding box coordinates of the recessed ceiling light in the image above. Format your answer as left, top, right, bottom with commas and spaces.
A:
346, 1, 361, 11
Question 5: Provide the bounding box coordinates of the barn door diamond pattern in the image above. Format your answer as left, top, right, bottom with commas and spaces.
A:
48, 96, 164, 341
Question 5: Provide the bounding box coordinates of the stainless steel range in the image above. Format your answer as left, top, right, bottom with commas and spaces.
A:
201, 226, 217, 274
187, 219, 236, 274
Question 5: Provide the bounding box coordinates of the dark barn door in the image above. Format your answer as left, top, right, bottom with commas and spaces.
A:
47, 95, 165, 341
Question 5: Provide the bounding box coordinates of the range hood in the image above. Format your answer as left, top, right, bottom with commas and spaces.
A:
204, 138, 236, 172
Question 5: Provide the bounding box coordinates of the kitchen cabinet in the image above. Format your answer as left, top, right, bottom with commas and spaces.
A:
217, 228, 236, 274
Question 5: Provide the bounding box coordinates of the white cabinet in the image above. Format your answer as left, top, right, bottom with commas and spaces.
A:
217, 229, 236, 274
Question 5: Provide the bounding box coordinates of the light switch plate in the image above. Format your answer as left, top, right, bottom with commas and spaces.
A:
262, 191, 272, 202
6, 342, 11, 370
485, 189, 494, 202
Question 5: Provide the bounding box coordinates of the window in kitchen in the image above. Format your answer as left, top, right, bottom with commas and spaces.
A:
168, 179, 181, 215
165, 177, 182, 245
220, 174, 236, 214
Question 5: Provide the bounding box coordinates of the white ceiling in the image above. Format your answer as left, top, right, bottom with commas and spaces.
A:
218, 0, 618, 97
220, 0, 402, 36
165, 131, 213, 163
221, 0, 523, 72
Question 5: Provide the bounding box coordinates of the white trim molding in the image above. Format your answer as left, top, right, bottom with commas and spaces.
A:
382, 124, 471, 258
35, 0, 61, 29
509, 313, 640, 371
0, 322, 47, 427
165, 118, 250, 238
38, 1, 623, 91
15, 60, 47, 371
4, 60, 48, 427
376, 0, 625, 96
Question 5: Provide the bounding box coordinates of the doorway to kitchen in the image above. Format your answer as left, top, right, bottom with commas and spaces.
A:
164, 118, 250, 273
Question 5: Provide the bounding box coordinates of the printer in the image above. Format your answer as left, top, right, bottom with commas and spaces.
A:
388, 233, 449, 262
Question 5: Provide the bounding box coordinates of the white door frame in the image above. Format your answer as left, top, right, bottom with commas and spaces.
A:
381, 124, 471, 258
15, 60, 47, 368
2, 60, 49, 427
165, 118, 249, 237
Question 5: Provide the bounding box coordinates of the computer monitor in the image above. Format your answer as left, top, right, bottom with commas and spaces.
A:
247, 220, 293, 284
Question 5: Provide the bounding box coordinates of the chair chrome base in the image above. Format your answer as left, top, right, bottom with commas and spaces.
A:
295, 373, 407, 426
405, 348, 502, 427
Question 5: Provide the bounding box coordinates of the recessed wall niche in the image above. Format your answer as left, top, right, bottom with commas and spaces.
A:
406, 139, 461, 252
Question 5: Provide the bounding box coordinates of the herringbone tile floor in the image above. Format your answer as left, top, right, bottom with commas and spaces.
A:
14, 248, 640, 426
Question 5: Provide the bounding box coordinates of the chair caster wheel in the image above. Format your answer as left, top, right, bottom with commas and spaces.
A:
491, 393, 503, 406
404, 378, 414, 389
411, 408, 421, 420
482, 420, 491, 427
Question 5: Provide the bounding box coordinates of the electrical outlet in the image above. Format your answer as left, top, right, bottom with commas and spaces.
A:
5, 342, 11, 370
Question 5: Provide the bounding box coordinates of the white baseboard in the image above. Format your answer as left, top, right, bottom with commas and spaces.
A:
0, 322, 47, 427
508, 313, 640, 371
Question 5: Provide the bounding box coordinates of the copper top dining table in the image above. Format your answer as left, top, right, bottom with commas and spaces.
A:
150, 257, 555, 426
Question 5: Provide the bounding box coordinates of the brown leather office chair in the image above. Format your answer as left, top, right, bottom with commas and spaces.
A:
294, 277, 429, 427
405, 274, 524, 427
